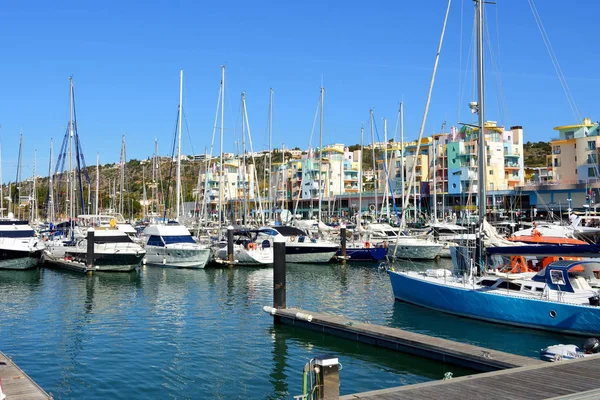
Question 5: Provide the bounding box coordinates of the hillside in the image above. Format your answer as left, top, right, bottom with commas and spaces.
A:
523, 141, 551, 167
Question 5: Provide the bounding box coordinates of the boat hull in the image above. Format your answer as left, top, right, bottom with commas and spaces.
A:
285, 245, 338, 263
388, 270, 600, 336
45, 245, 144, 272
387, 243, 443, 260
336, 247, 388, 262
0, 250, 42, 270
144, 246, 211, 268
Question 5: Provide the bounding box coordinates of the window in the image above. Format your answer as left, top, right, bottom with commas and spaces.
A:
550, 270, 565, 285
588, 153, 597, 164
588, 141, 597, 151
565, 131, 575, 140
553, 146, 561, 154
147, 235, 164, 247
162, 235, 196, 245
589, 167, 597, 178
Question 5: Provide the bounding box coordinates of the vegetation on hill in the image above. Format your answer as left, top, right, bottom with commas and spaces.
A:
523, 141, 551, 167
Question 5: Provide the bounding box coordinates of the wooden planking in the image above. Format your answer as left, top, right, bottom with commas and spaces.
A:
0, 352, 51, 399
342, 356, 600, 400
274, 308, 541, 372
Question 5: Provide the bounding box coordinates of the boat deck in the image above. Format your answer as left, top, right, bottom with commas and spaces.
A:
272, 308, 541, 371
341, 356, 600, 400
0, 351, 51, 399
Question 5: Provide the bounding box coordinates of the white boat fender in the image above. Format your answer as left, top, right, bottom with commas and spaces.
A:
263, 306, 277, 315
295, 312, 313, 322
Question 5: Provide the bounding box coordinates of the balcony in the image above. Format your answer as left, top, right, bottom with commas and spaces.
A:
504, 162, 520, 170
504, 153, 520, 158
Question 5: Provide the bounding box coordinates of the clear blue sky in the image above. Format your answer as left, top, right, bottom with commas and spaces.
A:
1, 0, 599, 182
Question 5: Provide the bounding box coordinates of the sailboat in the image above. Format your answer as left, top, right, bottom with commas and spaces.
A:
44, 77, 146, 272
141, 70, 212, 269
387, 1, 600, 336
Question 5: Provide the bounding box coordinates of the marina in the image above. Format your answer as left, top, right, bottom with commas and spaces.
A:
2, 0, 600, 399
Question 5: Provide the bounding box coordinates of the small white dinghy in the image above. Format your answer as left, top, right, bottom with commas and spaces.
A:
540, 338, 600, 362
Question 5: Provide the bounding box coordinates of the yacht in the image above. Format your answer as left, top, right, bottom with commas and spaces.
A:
258, 226, 338, 263
44, 216, 145, 271
0, 219, 44, 269
366, 223, 443, 260
141, 223, 211, 268
213, 229, 273, 266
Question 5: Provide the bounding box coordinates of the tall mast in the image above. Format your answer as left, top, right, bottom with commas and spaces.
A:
16, 133, 23, 219
432, 133, 437, 222
268, 88, 273, 222
400, 103, 406, 227
241, 92, 248, 225
68, 77, 74, 220
176, 69, 183, 221
219, 66, 225, 228
383, 118, 389, 219
142, 165, 147, 219
318, 86, 324, 223
31, 149, 37, 223
370, 109, 378, 221
358, 125, 364, 225
95, 153, 99, 214
153, 139, 158, 216
48, 139, 54, 223
120, 135, 125, 215
476, 0, 486, 225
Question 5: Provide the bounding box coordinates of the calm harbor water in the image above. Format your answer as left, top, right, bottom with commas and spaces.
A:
0, 260, 583, 399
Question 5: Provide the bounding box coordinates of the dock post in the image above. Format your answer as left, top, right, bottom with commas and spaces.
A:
273, 235, 286, 311
86, 228, 95, 275
340, 224, 347, 264
227, 225, 234, 264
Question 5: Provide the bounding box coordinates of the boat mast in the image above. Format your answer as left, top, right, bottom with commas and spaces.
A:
219, 66, 225, 228
475, 0, 486, 269
476, 0, 486, 226
120, 135, 125, 216
68, 77, 74, 221
95, 153, 99, 215
370, 109, 378, 222
318, 86, 324, 223
48, 139, 54, 223
432, 133, 437, 223
383, 118, 389, 219
358, 125, 364, 225
153, 139, 158, 217
176, 69, 183, 222
32, 149, 37, 223
268, 88, 273, 223
400, 103, 406, 228
16, 133, 22, 219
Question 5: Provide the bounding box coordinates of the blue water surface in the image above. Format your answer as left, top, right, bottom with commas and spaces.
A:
0, 261, 582, 399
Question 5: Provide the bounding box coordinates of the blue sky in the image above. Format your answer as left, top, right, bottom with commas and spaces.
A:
1, 0, 599, 181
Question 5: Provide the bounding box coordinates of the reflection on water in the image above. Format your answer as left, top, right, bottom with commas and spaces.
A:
0, 262, 586, 399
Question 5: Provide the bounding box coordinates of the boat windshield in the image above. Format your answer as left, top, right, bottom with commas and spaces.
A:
0, 230, 35, 238
163, 235, 195, 245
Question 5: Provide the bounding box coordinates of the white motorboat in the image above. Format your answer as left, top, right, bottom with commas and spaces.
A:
260, 226, 338, 263
365, 223, 443, 260
0, 219, 44, 269
213, 229, 273, 266
44, 222, 145, 272
142, 223, 211, 268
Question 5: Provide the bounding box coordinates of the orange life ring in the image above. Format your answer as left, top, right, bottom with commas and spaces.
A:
364, 242, 371, 249
290, 236, 296, 242
247, 242, 257, 250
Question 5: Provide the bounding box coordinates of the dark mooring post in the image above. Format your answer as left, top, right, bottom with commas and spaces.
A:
86, 228, 95, 274
273, 235, 286, 310
227, 225, 234, 263
340, 224, 347, 264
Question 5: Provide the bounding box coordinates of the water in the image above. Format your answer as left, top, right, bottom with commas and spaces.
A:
0, 261, 584, 399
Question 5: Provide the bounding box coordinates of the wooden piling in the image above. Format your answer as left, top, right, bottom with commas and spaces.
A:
273, 235, 286, 310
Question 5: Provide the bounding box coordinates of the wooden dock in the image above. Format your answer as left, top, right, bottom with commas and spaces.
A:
341, 356, 600, 400
267, 307, 541, 372
42, 254, 93, 274
0, 352, 51, 399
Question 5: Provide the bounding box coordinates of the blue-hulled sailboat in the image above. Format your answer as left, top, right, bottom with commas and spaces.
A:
387, 0, 600, 337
